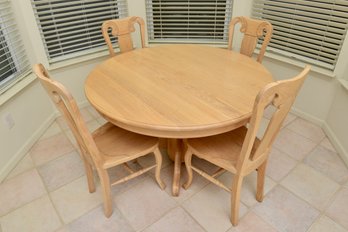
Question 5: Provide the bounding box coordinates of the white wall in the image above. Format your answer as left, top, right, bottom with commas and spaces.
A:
1, 0, 348, 181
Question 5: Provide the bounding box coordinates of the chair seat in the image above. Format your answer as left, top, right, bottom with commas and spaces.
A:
93, 122, 159, 169
187, 126, 260, 173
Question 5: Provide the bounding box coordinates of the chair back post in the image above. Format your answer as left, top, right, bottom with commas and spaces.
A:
33, 64, 104, 167
228, 16, 272, 63
102, 16, 146, 56
236, 66, 311, 173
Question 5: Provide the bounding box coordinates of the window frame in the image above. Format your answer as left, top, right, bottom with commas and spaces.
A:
252, 0, 348, 72
0, 0, 31, 94
31, 0, 128, 64
145, 0, 234, 45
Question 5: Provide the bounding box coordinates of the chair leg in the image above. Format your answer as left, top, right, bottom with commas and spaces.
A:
98, 169, 113, 218
256, 160, 267, 202
84, 161, 96, 193
153, 148, 166, 190
183, 148, 193, 190
231, 175, 243, 226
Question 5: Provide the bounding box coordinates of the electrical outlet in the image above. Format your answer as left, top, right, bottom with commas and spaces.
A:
3, 112, 15, 129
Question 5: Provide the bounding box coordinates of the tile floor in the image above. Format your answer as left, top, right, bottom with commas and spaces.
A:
1, 106, 348, 232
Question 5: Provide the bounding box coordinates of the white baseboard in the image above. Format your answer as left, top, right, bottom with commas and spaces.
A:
0, 113, 56, 182
290, 107, 324, 126
291, 107, 348, 167
322, 122, 348, 167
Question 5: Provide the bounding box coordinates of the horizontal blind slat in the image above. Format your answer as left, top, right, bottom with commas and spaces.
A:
31, 0, 128, 62
0, 0, 30, 91
252, 0, 348, 70
146, 0, 233, 43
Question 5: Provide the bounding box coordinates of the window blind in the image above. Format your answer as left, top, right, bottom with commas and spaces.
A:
0, 0, 30, 93
252, 0, 348, 71
146, 0, 233, 44
31, 0, 128, 63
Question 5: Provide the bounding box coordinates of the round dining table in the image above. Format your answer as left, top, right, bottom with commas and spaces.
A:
85, 44, 273, 196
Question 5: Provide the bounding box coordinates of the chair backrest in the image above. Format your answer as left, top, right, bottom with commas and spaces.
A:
237, 66, 310, 173
102, 16, 146, 56
228, 16, 272, 63
33, 64, 103, 167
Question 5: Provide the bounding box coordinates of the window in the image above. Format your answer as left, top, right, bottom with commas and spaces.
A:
0, 0, 30, 93
252, 0, 348, 71
31, 0, 128, 63
145, 0, 233, 44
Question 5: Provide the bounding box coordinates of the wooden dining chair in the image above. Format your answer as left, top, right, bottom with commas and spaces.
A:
33, 64, 165, 218
228, 16, 273, 63
102, 16, 146, 56
183, 66, 310, 226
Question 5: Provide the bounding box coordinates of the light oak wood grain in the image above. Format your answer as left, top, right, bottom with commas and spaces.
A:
34, 64, 165, 218
85, 44, 273, 196
183, 66, 310, 226
102, 16, 145, 56
228, 16, 273, 63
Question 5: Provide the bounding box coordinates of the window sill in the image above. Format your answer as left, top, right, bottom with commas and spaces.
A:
0, 72, 37, 106
48, 50, 111, 71
263, 52, 336, 79
338, 79, 348, 91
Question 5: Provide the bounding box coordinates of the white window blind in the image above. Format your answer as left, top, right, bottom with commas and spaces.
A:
252, 0, 348, 71
0, 0, 30, 93
31, 0, 128, 63
146, 0, 233, 44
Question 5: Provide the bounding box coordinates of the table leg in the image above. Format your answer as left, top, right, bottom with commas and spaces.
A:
167, 139, 185, 196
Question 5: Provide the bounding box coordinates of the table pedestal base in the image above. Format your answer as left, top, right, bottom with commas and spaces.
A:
167, 139, 185, 196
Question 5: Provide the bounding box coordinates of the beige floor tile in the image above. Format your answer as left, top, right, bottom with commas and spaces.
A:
64, 130, 78, 148
218, 171, 276, 207
39, 122, 62, 140
320, 137, 337, 152
137, 149, 172, 170
283, 113, 297, 127
30, 133, 75, 166
0, 195, 61, 232
108, 165, 147, 196
263, 106, 296, 127
6, 154, 34, 180
143, 207, 205, 232
256, 118, 270, 139
56, 116, 70, 131
55, 226, 68, 232
160, 164, 209, 203
227, 212, 278, 232
114, 178, 177, 231
0, 169, 46, 216
50, 176, 103, 224
308, 215, 347, 232
286, 118, 325, 143
304, 146, 348, 184
67, 205, 134, 232
281, 163, 340, 210
183, 183, 248, 232
273, 128, 317, 160
86, 120, 101, 132
38, 151, 85, 191
96, 117, 108, 125
85, 105, 102, 119
79, 108, 95, 123
266, 148, 298, 182
326, 188, 348, 230
253, 186, 319, 232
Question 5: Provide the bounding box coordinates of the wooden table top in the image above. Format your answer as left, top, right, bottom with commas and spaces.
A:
85, 44, 273, 138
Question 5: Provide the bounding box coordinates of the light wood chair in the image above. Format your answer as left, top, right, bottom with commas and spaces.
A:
33, 63, 165, 218
228, 16, 273, 63
102, 16, 146, 56
183, 66, 310, 226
